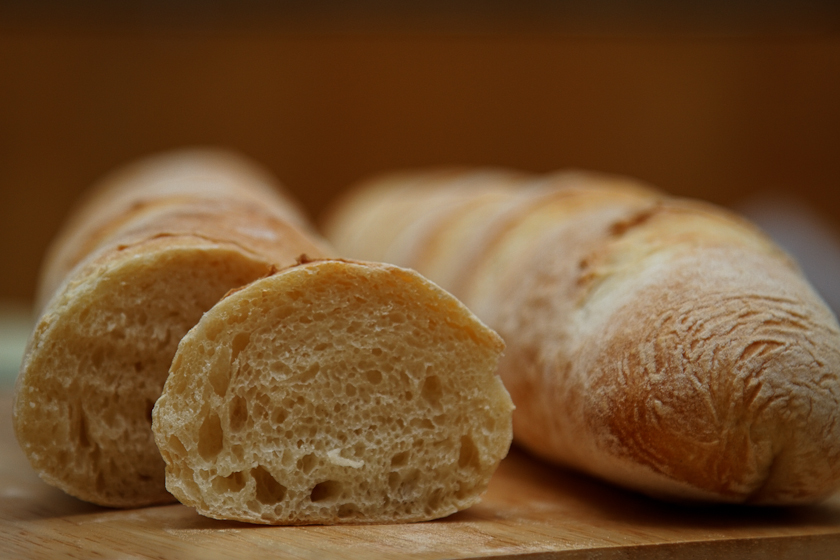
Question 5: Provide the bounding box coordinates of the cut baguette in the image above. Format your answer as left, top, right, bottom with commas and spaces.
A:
152, 258, 513, 524
323, 169, 840, 505
14, 150, 329, 507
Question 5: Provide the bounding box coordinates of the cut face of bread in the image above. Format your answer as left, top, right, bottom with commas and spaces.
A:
13, 239, 276, 507
152, 259, 513, 524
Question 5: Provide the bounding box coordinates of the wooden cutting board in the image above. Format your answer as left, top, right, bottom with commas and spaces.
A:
2, 391, 839, 559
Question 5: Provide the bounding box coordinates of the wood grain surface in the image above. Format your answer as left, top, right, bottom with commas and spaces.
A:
2, 391, 840, 559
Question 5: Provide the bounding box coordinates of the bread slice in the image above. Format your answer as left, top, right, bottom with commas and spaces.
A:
152, 258, 513, 524
14, 150, 330, 507
14, 238, 276, 506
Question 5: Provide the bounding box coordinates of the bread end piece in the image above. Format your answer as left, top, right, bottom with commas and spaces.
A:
13, 239, 274, 507
153, 259, 513, 524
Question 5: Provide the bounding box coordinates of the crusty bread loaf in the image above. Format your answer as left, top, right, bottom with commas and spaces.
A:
14, 149, 330, 507
34, 148, 325, 313
323, 169, 840, 505
152, 258, 513, 524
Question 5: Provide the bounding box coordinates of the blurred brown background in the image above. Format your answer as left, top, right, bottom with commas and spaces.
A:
2, 1, 840, 304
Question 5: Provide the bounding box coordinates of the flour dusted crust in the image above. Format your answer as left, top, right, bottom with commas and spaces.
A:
324, 170, 840, 504
14, 150, 329, 507
153, 259, 513, 524
35, 148, 325, 313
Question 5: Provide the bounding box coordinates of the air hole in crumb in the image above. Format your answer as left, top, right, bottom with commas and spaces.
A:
401, 469, 421, 493
391, 451, 409, 467
133, 362, 143, 373
365, 370, 382, 384
337, 503, 359, 518
459, 435, 481, 471
298, 453, 317, 474
231, 332, 251, 363
213, 471, 246, 493
456, 480, 476, 500
482, 416, 496, 432
209, 358, 232, 397
300, 362, 320, 383
229, 395, 249, 432
205, 322, 222, 342
410, 418, 434, 430
251, 466, 286, 504
371, 347, 383, 356
310, 480, 342, 502
271, 407, 288, 426
168, 435, 187, 457
428, 488, 444, 510
421, 375, 443, 407
345, 384, 357, 397
388, 312, 406, 324
198, 413, 224, 460
242, 361, 255, 379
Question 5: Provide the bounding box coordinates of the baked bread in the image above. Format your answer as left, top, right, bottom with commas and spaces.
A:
14, 149, 330, 507
152, 258, 513, 524
34, 148, 323, 313
323, 169, 840, 505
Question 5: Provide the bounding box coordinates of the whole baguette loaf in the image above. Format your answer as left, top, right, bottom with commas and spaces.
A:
14, 149, 330, 507
153, 258, 513, 524
324, 170, 840, 504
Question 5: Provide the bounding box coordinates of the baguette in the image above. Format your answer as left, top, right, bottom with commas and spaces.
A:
324, 169, 840, 504
152, 258, 512, 524
14, 149, 330, 507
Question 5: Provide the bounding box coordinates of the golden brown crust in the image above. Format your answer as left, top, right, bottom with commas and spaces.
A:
323, 168, 840, 504
36, 149, 326, 313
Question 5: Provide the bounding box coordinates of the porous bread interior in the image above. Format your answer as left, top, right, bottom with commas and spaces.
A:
154, 261, 512, 524
14, 240, 272, 507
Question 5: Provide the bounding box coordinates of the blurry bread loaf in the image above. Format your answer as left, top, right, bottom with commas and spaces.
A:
323, 169, 840, 505
14, 149, 330, 507
34, 149, 321, 313
153, 258, 513, 524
